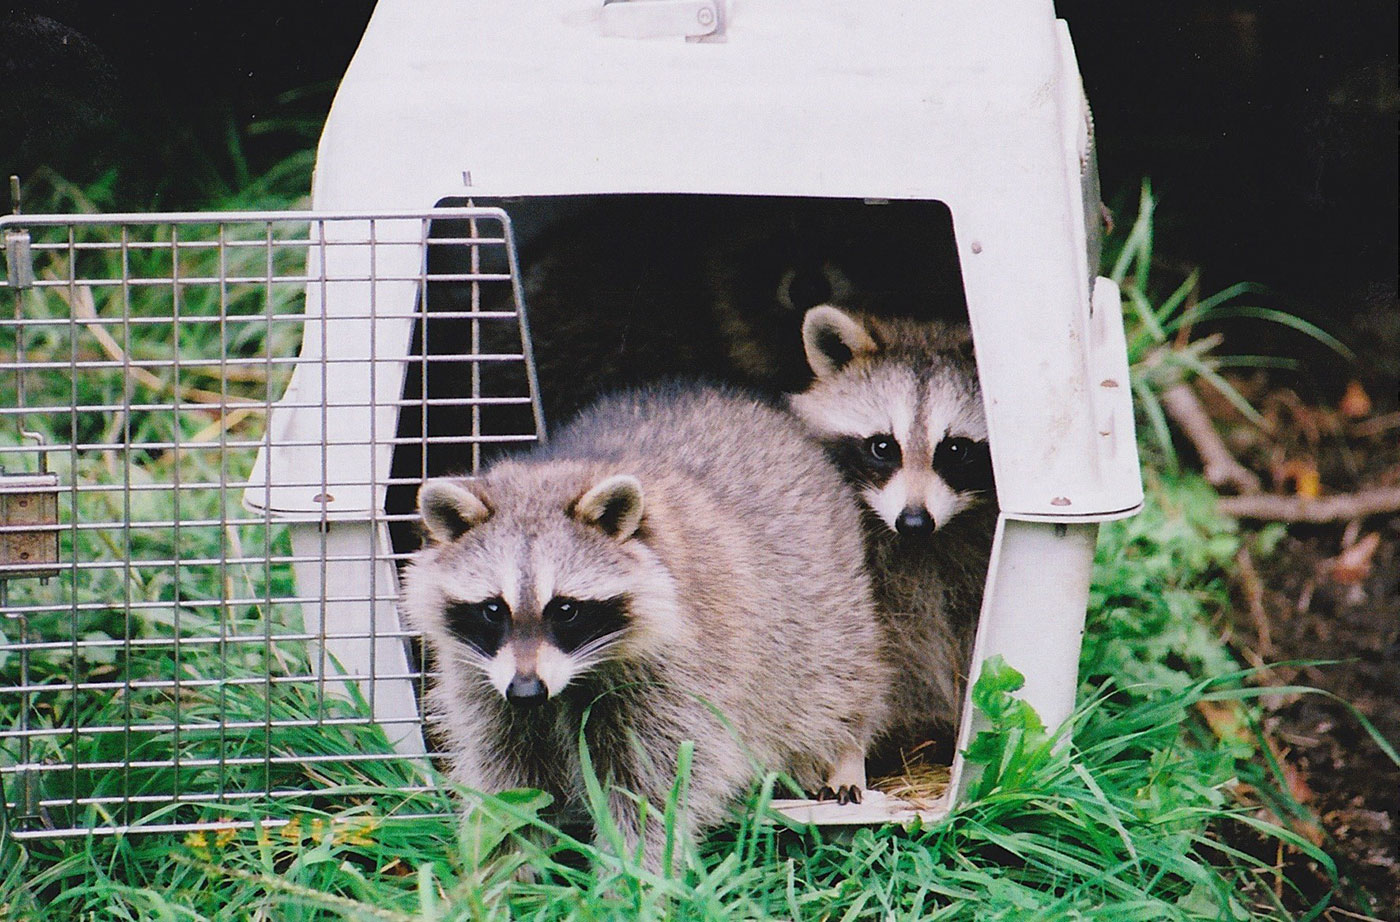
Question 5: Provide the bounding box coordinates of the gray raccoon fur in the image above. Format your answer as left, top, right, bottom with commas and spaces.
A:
402, 383, 889, 867
788, 307, 997, 762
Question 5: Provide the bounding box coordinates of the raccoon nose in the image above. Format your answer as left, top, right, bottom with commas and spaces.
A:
506, 674, 547, 705
895, 507, 934, 538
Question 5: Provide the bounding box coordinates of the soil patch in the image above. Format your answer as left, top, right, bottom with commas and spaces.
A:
1213, 297, 1399, 916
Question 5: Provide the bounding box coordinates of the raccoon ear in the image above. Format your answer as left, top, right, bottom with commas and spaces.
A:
573, 474, 645, 540
948, 322, 977, 359
418, 479, 491, 542
802, 305, 878, 379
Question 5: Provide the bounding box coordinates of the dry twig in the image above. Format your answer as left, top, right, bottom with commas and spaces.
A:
1160, 381, 1262, 494
1351, 411, 1400, 438
1219, 486, 1400, 524
51, 279, 264, 406
1235, 546, 1274, 659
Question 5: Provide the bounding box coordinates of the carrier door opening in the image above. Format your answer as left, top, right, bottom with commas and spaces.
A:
387, 194, 970, 553
386, 194, 984, 790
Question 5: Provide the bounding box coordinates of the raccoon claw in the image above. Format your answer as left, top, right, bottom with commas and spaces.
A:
811, 785, 862, 805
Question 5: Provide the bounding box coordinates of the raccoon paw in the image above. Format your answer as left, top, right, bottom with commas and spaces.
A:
816, 746, 867, 805
812, 784, 863, 805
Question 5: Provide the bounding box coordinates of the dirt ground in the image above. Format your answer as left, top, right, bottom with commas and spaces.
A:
1259, 531, 1400, 914
1204, 295, 1399, 917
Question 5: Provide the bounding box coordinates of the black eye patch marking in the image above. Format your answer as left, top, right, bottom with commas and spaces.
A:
444, 596, 509, 655
543, 596, 630, 655
863, 434, 901, 467
932, 436, 994, 495
825, 434, 902, 488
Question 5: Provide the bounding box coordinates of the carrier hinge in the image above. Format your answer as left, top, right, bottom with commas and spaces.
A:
3, 228, 33, 292
5, 176, 34, 291
0, 473, 60, 580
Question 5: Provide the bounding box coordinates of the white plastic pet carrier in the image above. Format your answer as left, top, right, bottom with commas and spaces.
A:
0, 0, 1141, 836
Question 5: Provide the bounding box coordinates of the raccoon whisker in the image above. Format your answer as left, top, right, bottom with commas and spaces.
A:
568, 630, 627, 664
447, 650, 499, 685
446, 646, 489, 667
557, 634, 629, 680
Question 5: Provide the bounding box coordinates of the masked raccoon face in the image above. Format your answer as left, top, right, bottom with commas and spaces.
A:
408, 473, 679, 703
840, 429, 994, 537
441, 593, 633, 705
791, 306, 994, 538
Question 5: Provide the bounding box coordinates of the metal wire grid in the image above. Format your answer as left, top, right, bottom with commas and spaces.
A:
0, 208, 542, 838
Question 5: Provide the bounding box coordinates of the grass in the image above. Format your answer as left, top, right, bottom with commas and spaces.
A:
1110, 180, 1355, 470
0, 606, 1338, 920
0, 160, 1356, 919
0, 158, 366, 841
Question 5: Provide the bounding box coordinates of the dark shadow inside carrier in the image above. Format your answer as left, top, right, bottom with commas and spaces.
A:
385, 194, 968, 563
387, 194, 972, 778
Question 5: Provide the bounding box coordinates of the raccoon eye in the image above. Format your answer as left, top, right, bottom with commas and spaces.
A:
937, 437, 978, 465
863, 435, 901, 466
444, 597, 510, 654
546, 595, 631, 655
933, 436, 994, 494
478, 599, 508, 625
547, 599, 580, 624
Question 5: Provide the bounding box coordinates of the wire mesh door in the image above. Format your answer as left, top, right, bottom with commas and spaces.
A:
0, 207, 541, 838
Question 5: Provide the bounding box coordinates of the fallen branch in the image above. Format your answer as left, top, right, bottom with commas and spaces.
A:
1234, 545, 1274, 659
1160, 381, 1262, 494
52, 279, 266, 407
1351, 410, 1400, 438
1219, 486, 1400, 523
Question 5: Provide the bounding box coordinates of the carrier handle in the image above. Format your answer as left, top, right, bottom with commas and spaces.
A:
599, 0, 721, 40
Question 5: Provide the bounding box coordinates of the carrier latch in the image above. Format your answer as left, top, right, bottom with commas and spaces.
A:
0, 473, 60, 579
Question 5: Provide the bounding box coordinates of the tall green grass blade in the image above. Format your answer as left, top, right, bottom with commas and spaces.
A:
661, 739, 695, 878
1111, 180, 1156, 290
1199, 684, 1399, 768
1171, 351, 1267, 425
1124, 280, 1169, 351
1153, 268, 1200, 326
1194, 306, 1357, 361
1132, 377, 1178, 468
1161, 282, 1266, 334
1213, 355, 1299, 370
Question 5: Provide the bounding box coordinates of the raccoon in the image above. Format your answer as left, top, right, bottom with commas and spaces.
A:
395, 198, 967, 477
702, 198, 969, 393
402, 384, 890, 868
788, 306, 997, 765
460, 198, 868, 449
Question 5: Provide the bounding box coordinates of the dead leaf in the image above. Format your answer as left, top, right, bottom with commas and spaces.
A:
1276, 459, 1322, 498
1329, 532, 1381, 585
1197, 698, 1250, 745
1280, 757, 1317, 807
1339, 379, 1373, 419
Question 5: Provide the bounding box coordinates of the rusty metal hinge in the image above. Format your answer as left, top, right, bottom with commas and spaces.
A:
0, 473, 60, 579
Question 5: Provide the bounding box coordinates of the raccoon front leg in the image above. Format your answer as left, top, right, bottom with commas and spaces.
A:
815, 745, 868, 805
597, 787, 688, 876
452, 748, 559, 877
